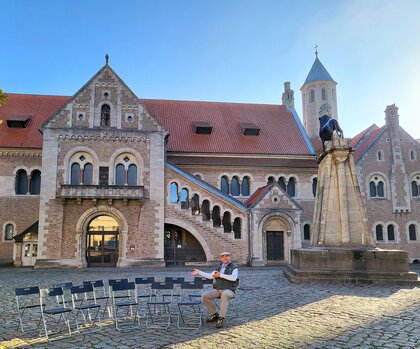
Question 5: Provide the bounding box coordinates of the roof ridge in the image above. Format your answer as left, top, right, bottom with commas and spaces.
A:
141, 97, 284, 107
4, 92, 70, 98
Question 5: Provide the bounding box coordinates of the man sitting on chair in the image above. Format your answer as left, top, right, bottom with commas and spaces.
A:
191, 251, 238, 329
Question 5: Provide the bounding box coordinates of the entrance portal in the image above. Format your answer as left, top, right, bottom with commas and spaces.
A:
164, 224, 206, 266
87, 216, 119, 267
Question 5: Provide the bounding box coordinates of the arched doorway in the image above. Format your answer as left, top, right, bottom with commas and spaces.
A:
264, 217, 290, 262
164, 224, 206, 266
86, 215, 119, 267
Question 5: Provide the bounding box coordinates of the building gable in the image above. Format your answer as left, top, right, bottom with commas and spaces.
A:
41, 64, 166, 133
247, 183, 302, 211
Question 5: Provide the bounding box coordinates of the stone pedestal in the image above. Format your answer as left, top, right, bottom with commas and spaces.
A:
284, 247, 418, 284
285, 138, 419, 284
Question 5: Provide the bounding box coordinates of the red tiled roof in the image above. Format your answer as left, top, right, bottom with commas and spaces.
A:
353, 126, 385, 161
0, 93, 69, 148
141, 99, 312, 155
1, 94, 311, 156
167, 156, 317, 168
349, 124, 379, 148
246, 185, 270, 207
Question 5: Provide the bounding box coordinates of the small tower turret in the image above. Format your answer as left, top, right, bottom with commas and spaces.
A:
301, 49, 338, 138
282, 81, 295, 110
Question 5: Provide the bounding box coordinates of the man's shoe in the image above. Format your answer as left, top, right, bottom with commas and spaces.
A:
216, 317, 224, 329
205, 313, 219, 323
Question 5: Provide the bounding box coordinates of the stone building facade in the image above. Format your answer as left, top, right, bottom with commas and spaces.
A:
0, 55, 418, 267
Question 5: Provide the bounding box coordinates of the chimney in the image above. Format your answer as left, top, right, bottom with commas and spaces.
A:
282, 82, 295, 110
385, 104, 399, 130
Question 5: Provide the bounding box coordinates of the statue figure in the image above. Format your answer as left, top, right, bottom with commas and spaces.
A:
319, 114, 343, 151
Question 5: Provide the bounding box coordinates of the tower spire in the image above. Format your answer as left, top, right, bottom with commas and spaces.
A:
105, 53, 109, 65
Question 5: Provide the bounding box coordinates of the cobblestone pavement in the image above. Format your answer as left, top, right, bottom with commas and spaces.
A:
0, 265, 419, 349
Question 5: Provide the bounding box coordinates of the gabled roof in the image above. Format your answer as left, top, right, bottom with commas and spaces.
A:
246, 182, 302, 209
351, 125, 385, 161
0, 93, 69, 148
302, 56, 335, 86
246, 185, 270, 207
13, 221, 38, 243
142, 99, 314, 155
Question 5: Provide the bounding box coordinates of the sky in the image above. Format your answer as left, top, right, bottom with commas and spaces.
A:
1, 0, 420, 139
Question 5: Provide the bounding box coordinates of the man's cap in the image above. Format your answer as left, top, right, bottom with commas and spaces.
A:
220, 251, 231, 256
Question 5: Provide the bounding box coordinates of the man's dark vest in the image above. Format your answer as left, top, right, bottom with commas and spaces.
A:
213, 262, 238, 292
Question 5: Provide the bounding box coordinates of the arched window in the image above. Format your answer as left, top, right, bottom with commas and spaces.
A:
101, 104, 111, 126
4, 223, 14, 241
409, 224, 417, 241
241, 176, 250, 196
83, 163, 93, 185
321, 88, 326, 101
231, 176, 240, 196
70, 163, 80, 185
410, 150, 416, 160
287, 177, 296, 197
221, 176, 229, 194
278, 177, 286, 191
212, 206, 221, 227
16, 169, 28, 194
233, 218, 241, 239
115, 164, 125, 185
377, 151, 383, 161
369, 176, 385, 198
267, 176, 275, 185
170, 183, 179, 203
376, 225, 384, 241
180, 188, 189, 209
387, 224, 395, 241
223, 212, 232, 233
303, 224, 311, 240
312, 178, 317, 197
29, 170, 41, 194
411, 175, 420, 197
309, 89, 315, 103
191, 194, 200, 215
127, 164, 137, 185
202, 200, 210, 221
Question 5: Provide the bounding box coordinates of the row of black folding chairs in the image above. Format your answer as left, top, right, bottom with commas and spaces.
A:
15, 276, 214, 340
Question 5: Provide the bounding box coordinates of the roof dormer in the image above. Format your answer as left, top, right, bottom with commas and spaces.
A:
193, 121, 212, 134
7, 115, 31, 128
240, 122, 260, 136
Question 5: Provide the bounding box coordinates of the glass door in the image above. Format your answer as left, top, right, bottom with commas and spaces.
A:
86, 232, 119, 267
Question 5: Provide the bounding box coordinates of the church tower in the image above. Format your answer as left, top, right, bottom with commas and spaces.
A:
301, 50, 338, 138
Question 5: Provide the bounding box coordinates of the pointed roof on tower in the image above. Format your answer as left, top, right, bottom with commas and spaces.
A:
302, 55, 335, 86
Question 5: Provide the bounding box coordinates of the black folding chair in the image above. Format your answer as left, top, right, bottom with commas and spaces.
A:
39, 287, 73, 341
111, 281, 140, 331
71, 284, 102, 334
83, 280, 111, 319
108, 278, 129, 318
146, 282, 174, 329
15, 286, 42, 335
164, 277, 185, 301
177, 282, 202, 330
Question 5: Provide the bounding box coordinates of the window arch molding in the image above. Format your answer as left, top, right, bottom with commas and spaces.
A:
64, 147, 99, 185
373, 221, 399, 242
366, 171, 388, 199
96, 101, 116, 127
109, 148, 144, 186
168, 180, 181, 203
409, 172, 420, 198
2, 221, 16, 242
12, 165, 30, 177
302, 221, 312, 241
406, 221, 419, 242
